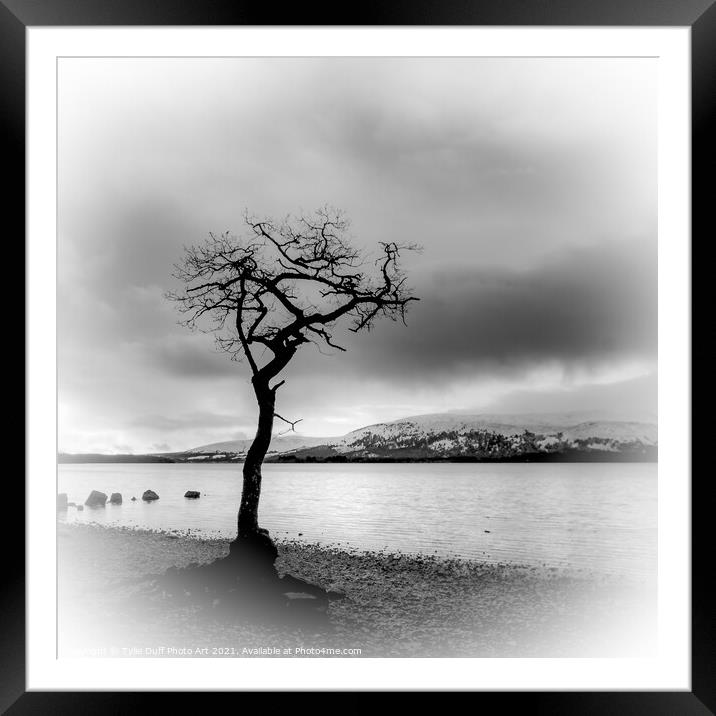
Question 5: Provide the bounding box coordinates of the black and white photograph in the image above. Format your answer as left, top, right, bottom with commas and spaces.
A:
53, 53, 662, 662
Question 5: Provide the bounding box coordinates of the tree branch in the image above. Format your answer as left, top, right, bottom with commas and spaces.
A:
167, 207, 420, 380
274, 413, 303, 434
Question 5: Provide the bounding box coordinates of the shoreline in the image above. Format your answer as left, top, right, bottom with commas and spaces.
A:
58, 453, 657, 464
57, 522, 656, 658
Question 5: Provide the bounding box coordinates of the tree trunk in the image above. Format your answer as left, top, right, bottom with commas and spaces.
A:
227, 345, 297, 573
237, 380, 275, 537
225, 380, 279, 575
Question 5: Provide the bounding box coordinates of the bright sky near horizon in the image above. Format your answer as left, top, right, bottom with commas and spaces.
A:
58, 57, 657, 453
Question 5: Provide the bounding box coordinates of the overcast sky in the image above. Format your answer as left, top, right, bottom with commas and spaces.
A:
58, 57, 657, 453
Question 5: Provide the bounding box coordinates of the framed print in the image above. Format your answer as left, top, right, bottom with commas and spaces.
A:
9, 0, 712, 711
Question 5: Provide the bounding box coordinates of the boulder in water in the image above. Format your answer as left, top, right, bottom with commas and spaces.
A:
142, 490, 159, 501
109, 492, 122, 504
57, 493, 68, 511
184, 490, 200, 499
84, 490, 107, 507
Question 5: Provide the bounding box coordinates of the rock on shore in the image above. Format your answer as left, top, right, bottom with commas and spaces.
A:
84, 490, 107, 507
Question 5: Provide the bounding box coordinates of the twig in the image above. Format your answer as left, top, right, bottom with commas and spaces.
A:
274, 413, 303, 434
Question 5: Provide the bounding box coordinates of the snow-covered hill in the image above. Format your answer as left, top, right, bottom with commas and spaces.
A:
343, 413, 653, 459
188, 411, 657, 461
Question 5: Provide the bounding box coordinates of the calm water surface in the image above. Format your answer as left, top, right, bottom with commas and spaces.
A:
58, 462, 656, 576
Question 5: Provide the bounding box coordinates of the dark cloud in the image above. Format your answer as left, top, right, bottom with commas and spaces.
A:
284, 239, 656, 386
57, 57, 657, 450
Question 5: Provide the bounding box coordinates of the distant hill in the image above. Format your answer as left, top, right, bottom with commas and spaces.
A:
59, 411, 658, 464
187, 434, 328, 455
332, 412, 657, 446
274, 412, 657, 462
187, 411, 657, 463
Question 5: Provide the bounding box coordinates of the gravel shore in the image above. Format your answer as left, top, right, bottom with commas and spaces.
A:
58, 522, 656, 658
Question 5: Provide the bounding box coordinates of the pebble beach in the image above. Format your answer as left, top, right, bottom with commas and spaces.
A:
58, 522, 656, 658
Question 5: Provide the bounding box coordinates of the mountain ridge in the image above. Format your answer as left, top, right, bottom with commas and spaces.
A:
186, 410, 657, 462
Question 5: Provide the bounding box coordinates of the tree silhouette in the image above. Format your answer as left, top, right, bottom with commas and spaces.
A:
167, 207, 419, 575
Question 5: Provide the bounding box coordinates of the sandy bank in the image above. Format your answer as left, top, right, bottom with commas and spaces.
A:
57, 522, 655, 658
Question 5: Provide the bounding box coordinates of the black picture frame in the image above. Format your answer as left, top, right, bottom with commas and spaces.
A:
8, 0, 711, 711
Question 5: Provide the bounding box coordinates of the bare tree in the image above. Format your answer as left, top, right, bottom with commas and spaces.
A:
167, 207, 419, 572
